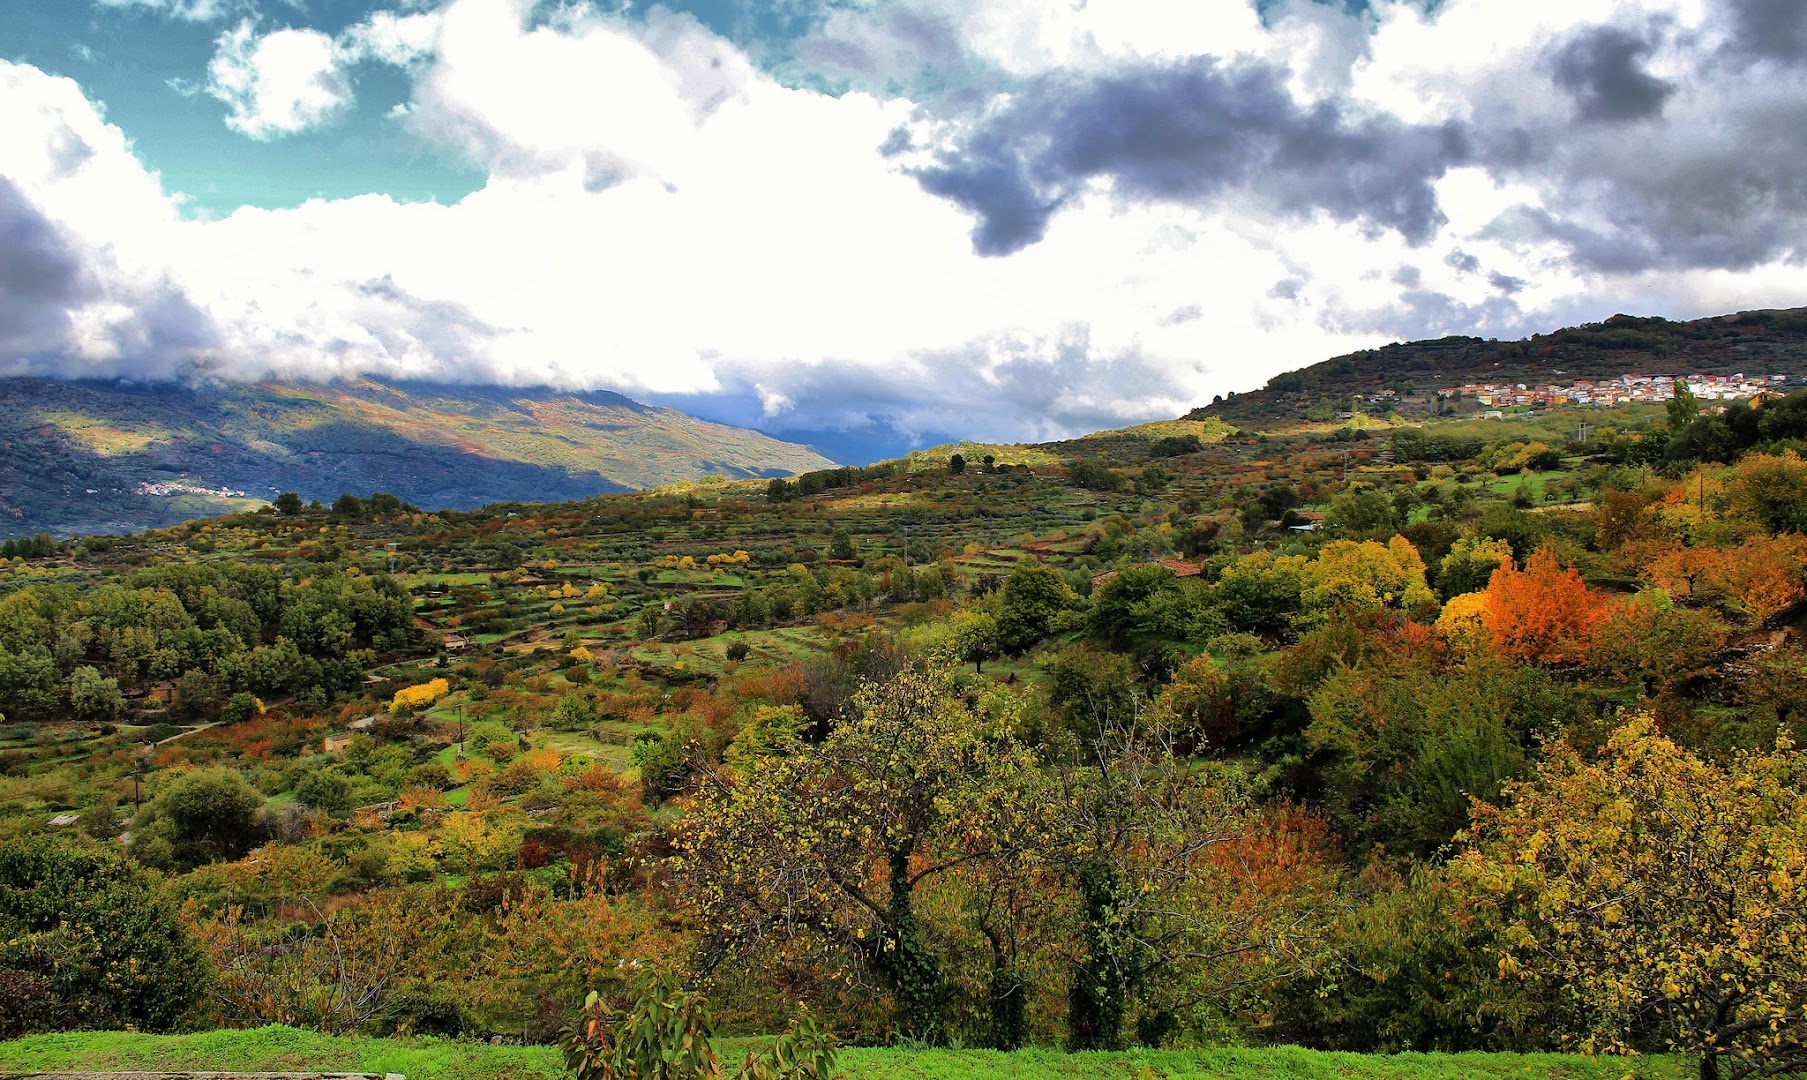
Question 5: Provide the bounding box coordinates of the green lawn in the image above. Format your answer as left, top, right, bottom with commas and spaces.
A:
0, 1028, 1691, 1080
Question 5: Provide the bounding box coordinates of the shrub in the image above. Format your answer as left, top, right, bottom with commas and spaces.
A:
0, 837, 202, 1033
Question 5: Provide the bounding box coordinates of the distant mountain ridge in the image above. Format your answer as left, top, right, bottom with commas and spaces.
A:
1195, 306, 1807, 424
0, 377, 836, 537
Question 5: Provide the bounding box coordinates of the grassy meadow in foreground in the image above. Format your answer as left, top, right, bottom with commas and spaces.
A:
0, 1028, 1691, 1080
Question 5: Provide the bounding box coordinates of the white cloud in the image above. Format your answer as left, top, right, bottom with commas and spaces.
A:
0, 62, 215, 378
206, 20, 355, 139
11, 0, 1807, 446
342, 7, 444, 67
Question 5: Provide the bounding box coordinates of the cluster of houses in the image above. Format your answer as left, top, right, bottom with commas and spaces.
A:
1439, 372, 1794, 410
134, 480, 249, 498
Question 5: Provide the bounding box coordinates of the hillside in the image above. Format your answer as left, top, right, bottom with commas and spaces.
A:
0, 377, 835, 537
1196, 305, 1807, 425
2, 386, 1804, 1072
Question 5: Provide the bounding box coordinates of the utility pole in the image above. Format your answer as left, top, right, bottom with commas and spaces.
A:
1342, 448, 1350, 481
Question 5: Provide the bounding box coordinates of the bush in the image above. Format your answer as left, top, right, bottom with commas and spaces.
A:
221, 692, 259, 725
383, 979, 479, 1038
0, 837, 202, 1033
129, 768, 269, 871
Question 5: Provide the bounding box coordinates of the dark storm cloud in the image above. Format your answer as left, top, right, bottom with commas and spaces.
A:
0, 176, 216, 377
1457, 0, 1807, 276
1720, 0, 1807, 63
913, 57, 1469, 256
878, 126, 912, 157
1487, 271, 1527, 295
1482, 76, 1807, 276
0, 176, 85, 356
912, 133, 1069, 255
1549, 24, 1675, 122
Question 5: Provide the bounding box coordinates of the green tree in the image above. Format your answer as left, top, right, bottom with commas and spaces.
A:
273, 492, 304, 515
1667, 378, 1701, 430
293, 767, 355, 817
946, 607, 1000, 672
1090, 564, 1209, 649
1322, 484, 1403, 539
677, 664, 1046, 1044
1725, 450, 1807, 534
828, 527, 855, 562
995, 558, 1078, 654
1059, 712, 1321, 1050
67, 665, 125, 724
129, 768, 269, 871
0, 837, 202, 1033
1437, 535, 1514, 600
1307, 650, 1575, 859
949, 453, 966, 474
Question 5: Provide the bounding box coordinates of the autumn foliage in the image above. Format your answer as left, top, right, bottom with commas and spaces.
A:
1478, 547, 1610, 665
1460, 714, 1807, 1080
389, 678, 450, 714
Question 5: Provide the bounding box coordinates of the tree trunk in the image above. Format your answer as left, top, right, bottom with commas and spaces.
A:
1067, 855, 1128, 1051
877, 851, 945, 1045
982, 923, 1027, 1051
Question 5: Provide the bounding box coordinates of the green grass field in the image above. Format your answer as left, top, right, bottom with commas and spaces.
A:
0, 1028, 1691, 1080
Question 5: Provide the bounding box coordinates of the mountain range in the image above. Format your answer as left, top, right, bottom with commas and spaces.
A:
9, 304, 1807, 539
0, 378, 834, 537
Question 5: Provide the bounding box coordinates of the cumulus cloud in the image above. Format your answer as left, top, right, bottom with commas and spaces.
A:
1549, 23, 1676, 122
206, 20, 355, 139
910, 57, 1469, 256
11, 0, 1807, 449
1719, 0, 1807, 64
686, 325, 1210, 445
0, 62, 217, 379
791, 3, 985, 101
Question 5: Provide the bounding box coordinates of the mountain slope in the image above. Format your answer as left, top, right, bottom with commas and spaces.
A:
0, 378, 835, 536
1196, 306, 1807, 425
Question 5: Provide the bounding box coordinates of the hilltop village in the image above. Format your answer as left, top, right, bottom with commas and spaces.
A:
1438, 372, 1797, 410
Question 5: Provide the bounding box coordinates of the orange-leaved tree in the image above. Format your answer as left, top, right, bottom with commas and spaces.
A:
1697, 534, 1807, 627
1479, 547, 1609, 665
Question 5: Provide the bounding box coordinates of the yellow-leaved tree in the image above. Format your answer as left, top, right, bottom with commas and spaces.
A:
389, 678, 449, 714
1296, 537, 1436, 627
1458, 714, 1807, 1080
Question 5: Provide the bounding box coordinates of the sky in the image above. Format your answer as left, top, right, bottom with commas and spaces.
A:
3, 0, 1807, 460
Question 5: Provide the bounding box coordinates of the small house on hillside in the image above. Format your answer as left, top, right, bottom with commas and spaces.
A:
1092, 560, 1203, 591
322, 732, 356, 754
